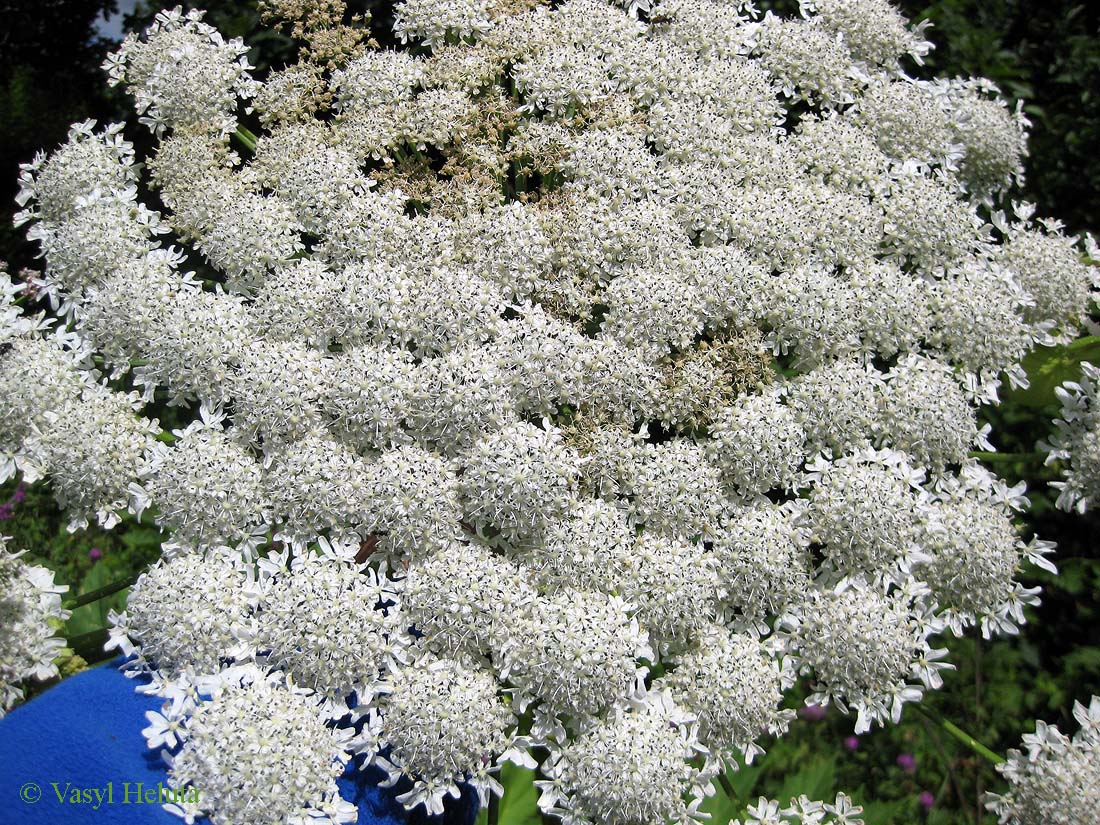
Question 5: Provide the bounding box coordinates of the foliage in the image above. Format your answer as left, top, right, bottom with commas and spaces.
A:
897, 0, 1100, 234
0, 0, 125, 270
0, 478, 163, 679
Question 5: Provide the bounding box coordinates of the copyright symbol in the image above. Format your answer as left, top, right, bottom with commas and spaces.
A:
19, 782, 42, 804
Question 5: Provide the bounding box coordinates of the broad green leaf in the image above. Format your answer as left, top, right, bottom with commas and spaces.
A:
770, 755, 836, 807
702, 753, 766, 821
859, 799, 912, 825
1007, 336, 1100, 409
480, 762, 540, 825
120, 524, 166, 555
65, 562, 113, 635
63, 604, 103, 638
63, 562, 128, 638
724, 757, 765, 803
699, 785, 743, 825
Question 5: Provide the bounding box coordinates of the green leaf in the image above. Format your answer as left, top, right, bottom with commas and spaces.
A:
1006, 337, 1100, 409
63, 562, 128, 638
63, 572, 138, 609
1054, 558, 1087, 595
699, 785, 743, 825
859, 799, 912, 825
488, 762, 540, 825
700, 753, 766, 823
65, 628, 112, 666
701, 773, 744, 824
771, 755, 836, 807
724, 756, 765, 802
119, 524, 165, 555
63, 606, 103, 637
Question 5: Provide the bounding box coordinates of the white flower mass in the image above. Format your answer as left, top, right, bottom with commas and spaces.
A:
2, 0, 1098, 822
0, 537, 70, 717
1045, 360, 1100, 513
986, 695, 1100, 825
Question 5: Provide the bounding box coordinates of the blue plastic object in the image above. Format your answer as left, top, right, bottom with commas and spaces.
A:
0, 659, 478, 825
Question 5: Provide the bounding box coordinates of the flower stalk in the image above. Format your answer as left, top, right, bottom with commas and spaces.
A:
914, 704, 1005, 765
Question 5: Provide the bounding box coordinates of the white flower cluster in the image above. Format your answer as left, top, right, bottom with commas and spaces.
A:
536, 690, 711, 825
107, 551, 258, 680
660, 626, 794, 762
355, 655, 524, 814
2, 0, 1090, 821
1044, 361, 1100, 512
923, 466, 1055, 638
782, 576, 947, 733
993, 204, 1098, 335
147, 667, 359, 825
103, 7, 258, 136
0, 537, 69, 716
986, 695, 1100, 825
734, 793, 866, 825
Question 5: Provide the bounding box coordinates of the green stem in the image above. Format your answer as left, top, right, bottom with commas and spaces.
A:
91, 355, 148, 368
63, 574, 139, 609
65, 628, 111, 663
156, 430, 178, 445
969, 451, 1042, 463
914, 705, 1005, 765
487, 790, 499, 825
233, 125, 258, 153
918, 710, 968, 813
717, 769, 738, 801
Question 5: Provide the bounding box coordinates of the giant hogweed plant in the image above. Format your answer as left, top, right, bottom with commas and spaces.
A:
1, 0, 1099, 822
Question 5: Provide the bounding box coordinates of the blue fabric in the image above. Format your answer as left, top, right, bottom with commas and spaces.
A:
0, 659, 479, 825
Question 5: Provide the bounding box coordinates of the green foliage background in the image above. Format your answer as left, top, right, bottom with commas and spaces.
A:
898, 0, 1100, 234
1, 1, 1099, 823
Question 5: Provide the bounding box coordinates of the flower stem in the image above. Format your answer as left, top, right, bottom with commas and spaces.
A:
717, 769, 738, 801
914, 705, 1005, 765
968, 451, 1042, 463
63, 573, 139, 609
487, 790, 500, 825
233, 125, 258, 153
